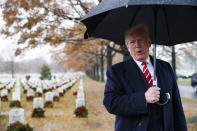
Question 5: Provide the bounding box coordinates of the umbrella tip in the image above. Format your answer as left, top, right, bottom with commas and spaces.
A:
126, 4, 128, 8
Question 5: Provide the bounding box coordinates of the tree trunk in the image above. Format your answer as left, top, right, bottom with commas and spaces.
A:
86, 70, 92, 79
100, 49, 105, 82
122, 45, 130, 61
11, 60, 15, 78
96, 64, 99, 81
95, 56, 100, 81
107, 45, 113, 69
123, 52, 130, 61
172, 46, 176, 76
93, 66, 96, 80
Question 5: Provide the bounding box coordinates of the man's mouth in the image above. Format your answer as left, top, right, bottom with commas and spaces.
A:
136, 50, 142, 54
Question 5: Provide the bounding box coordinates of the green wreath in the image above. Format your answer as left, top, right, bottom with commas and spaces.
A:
32, 108, 45, 117
7, 121, 33, 131
74, 106, 88, 117
9, 101, 22, 108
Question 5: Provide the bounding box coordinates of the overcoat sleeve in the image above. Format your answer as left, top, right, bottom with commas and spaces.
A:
103, 67, 148, 116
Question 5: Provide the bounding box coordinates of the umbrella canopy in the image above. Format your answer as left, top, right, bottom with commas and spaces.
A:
81, 0, 197, 45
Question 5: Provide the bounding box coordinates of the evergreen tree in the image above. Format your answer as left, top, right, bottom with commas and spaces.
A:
40, 65, 52, 80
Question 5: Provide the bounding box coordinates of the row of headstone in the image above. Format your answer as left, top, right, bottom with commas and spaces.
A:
0, 81, 9, 90
31, 79, 78, 115
0, 80, 15, 97
6, 81, 15, 91
25, 79, 77, 103
24, 79, 67, 93
33, 80, 77, 108
1, 89, 8, 98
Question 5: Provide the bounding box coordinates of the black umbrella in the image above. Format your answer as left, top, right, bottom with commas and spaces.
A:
81, 0, 197, 106
81, 0, 197, 45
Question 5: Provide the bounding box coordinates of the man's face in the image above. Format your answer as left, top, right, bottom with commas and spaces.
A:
126, 34, 151, 62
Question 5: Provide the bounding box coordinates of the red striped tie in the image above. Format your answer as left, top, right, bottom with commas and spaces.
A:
142, 62, 153, 87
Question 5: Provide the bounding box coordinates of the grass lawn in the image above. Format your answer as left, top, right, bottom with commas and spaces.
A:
177, 78, 191, 85
182, 97, 197, 131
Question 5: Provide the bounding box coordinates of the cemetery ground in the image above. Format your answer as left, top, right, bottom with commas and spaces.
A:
0, 77, 197, 131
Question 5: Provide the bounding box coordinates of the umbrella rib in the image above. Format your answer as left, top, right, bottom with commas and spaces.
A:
128, 6, 143, 28
162, 7, 172, 45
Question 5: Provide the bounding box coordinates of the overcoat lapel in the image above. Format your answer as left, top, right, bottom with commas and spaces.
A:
123, 57, 149, 92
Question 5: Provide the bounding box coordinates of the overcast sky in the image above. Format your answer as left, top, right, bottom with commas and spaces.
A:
0, 35, 66, 63
0, 31, 57, 63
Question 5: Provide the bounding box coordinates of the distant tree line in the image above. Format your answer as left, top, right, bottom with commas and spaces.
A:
0, 58, 66, 76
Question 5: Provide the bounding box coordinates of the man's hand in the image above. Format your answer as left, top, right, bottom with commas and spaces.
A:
145, 87, 160, 103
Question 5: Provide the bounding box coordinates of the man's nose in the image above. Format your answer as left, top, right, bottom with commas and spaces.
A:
135, 42, 141, 47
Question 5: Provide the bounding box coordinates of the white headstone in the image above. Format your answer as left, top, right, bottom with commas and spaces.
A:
33, 98, 44, 109
43, 83, 48, 90
12, 92, 21, 101
36, 87, 42, 93
45, 92, 53, 102
15, 81, 21, 92
9, 108, 24, 124
58, 88, 63, 94
15, 87, 21, 93
77, 92, 85, 99
75, 98, 85, 108
63, 84, 69, 90
53, 91, 59, 97
80, 79, 83, 86
6, 85, 12, 90
0, 100, 1, 114
0, 84, 3, 90
27, 89, 34, 96
1, 89, 8, 96
24, 85, 29, 91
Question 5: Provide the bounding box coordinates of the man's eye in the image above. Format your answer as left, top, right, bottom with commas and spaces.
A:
129, 41, 135, 44
139, 40, 145, 43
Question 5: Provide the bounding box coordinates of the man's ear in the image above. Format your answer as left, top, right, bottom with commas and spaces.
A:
148, 40, 151, 47
125, 40, 128, 48
125, 43, 128, 49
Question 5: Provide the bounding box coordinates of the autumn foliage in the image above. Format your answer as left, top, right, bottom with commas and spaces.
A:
1, 0, 112, 77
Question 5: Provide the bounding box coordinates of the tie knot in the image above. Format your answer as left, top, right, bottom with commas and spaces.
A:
141, 61, 147, 66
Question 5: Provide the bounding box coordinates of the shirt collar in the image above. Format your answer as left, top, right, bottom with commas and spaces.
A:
133, 56, 151, 67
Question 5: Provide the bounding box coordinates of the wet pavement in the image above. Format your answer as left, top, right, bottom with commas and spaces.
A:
178, 85, 197, 99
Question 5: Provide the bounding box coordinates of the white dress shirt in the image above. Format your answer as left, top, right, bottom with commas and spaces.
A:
133, 56, 157, 86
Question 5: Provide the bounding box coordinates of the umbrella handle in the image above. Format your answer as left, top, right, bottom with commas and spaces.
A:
153, 81, 170, 106
156, 93, 170, 106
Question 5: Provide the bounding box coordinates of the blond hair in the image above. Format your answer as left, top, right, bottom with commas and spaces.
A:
125, 24, 150, 41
